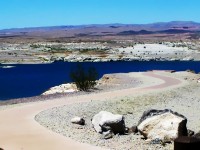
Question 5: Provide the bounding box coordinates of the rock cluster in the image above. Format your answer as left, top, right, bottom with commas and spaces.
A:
70, 109, 196, 144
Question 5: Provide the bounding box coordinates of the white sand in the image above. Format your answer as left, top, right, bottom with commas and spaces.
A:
118, 44, 192, 54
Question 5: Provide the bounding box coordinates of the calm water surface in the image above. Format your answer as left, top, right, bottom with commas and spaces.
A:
0, 61, 200, 101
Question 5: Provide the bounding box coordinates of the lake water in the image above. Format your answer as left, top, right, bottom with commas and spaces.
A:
0, 61, 200, 101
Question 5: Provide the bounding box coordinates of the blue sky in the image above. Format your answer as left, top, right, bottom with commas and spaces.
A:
0, 0, 199, 29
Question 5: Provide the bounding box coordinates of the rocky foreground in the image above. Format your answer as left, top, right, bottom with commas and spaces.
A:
35, 71, 200, 150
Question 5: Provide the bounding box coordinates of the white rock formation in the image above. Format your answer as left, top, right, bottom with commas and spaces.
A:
42, 83, 78, 95
182, 56, 194, 61
92, 111, 125, 134
137, 109, 187, 142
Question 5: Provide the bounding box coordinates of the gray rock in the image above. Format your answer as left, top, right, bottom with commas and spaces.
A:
137, 109, 188, 142
102, 130, 114, 139
150, 138, 163, 144
188, 129, 195, 137
126, 126, 138, 134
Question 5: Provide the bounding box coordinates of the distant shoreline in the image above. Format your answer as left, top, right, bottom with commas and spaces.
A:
1, 43, 200, 64
1, 60, 200, 65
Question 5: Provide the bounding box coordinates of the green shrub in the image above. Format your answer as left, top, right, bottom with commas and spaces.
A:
30, 44, 42, 48
70, 64, 98, 91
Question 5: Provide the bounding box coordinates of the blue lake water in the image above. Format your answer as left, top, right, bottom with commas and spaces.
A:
0, 61, 200, 101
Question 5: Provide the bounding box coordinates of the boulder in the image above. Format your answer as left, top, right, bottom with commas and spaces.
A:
71, 117, 85, 125
137, 109, 187, 142
92, 111, 125, 134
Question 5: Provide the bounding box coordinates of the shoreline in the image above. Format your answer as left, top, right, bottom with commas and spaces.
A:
1, 59, 200, 65
0, 72, 155, 106
0, 70, 196, 105
1, 43, 200, 64
0, 61, 200, 102
0, 70, 180, 106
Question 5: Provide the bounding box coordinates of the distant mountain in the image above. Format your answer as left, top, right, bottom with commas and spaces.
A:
117, 30, 153, 35
0, 21, 200, 38
144, 21, 200, 30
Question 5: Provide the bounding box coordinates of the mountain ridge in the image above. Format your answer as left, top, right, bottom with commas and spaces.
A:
1, 21, 200, 32
0, 21, 200, 41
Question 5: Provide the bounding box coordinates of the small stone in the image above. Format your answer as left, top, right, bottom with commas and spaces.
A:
150, 138, 162, 144
125, 126, 138, 134
129, 126, 138, 134
71, 117, 85, 125
102, 130, 114, 139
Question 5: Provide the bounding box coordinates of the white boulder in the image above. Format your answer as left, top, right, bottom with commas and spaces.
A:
92, 111, 125, 134
137, 109, 188, 142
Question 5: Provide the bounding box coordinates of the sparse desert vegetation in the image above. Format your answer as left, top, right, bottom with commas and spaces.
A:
70, 65, 98, 91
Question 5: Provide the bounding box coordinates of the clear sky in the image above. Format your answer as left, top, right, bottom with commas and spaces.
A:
0, 0, 199, 29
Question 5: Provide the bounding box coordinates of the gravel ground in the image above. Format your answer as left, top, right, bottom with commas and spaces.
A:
35, 72, 200, 150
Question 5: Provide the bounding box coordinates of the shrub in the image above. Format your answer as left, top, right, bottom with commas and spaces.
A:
70, 64, 98, 91
30, 44, 42, 49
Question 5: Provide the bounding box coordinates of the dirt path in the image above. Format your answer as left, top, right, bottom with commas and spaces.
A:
0, 71, 183, 150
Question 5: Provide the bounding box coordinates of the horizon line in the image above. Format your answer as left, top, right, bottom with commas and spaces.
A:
0, 20, 199, 31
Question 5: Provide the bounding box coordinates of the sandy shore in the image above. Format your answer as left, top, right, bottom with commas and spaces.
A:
0, 71, 199, 150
